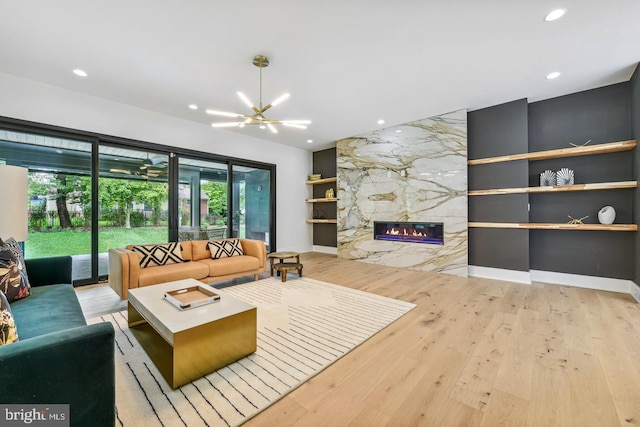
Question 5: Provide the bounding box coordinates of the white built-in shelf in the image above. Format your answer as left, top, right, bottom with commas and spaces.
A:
467, 140, 636, 166
306, 219, 337, 224
468, 222, 637, 232
468, 181, 638, 196
306, 177, 337, 185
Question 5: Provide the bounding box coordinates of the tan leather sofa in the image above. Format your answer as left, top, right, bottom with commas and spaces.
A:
108, 239, 266, 300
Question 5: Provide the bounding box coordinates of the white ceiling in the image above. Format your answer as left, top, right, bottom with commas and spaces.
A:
0, 1, 639, 152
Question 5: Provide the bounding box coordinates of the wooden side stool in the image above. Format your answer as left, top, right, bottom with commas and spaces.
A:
267, 251, 300, 276
272, 263, 303, 282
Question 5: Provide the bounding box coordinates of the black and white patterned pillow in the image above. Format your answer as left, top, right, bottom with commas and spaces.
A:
131, 242, 184, 268
0, 289, 18, 346
0, 238, 31, 303
208, 239, 244, 259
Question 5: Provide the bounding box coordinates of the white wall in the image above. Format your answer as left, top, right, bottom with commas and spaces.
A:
0, 72, 313, 253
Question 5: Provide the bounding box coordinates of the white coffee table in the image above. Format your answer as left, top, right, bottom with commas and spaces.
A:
128, 278, 257, 389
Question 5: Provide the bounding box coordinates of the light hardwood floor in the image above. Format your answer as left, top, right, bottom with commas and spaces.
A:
76, 252, 640, 426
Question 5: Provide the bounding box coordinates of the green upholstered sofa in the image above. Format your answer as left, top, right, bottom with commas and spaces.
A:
0, 256, 115, 427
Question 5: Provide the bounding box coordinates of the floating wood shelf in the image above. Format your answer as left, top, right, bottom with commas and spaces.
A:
305, 198, 338, 203
468, 181, 638, 196
306, 219, 337, 224
468, 140, 636, 166
468, 222, 637, 231
306, 177, 337, 185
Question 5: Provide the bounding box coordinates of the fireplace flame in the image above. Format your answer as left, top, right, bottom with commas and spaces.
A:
385, 227, 427, 237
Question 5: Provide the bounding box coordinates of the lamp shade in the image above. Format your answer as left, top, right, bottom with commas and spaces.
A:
0, 165, 29, 242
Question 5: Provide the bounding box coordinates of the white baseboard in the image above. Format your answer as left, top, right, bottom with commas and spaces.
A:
468, 265, 532, 284
469, 264, 638, 300
312, 245, 338, 255
530, 269, 634, 294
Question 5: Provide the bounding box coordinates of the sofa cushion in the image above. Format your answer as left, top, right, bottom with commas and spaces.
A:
199, 255, 260, 277
11, 284, 86, 340
208, 239, 244, 259
131, 242, 184, 268
0, 290, 18, 345
191, 240, 212, 261
0, 238, 31, 303
138, 261, 210, 287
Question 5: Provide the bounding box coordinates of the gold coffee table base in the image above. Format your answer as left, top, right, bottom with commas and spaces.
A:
128, 280, 257, 389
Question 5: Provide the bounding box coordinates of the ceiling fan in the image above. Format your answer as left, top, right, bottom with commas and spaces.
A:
206, 55, 311, 134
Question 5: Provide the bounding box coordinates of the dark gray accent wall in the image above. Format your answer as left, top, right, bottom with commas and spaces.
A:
312, 148, 337, 247
468, 99, 529, 271
632, 65, 640, 285
528, 82, 634, 279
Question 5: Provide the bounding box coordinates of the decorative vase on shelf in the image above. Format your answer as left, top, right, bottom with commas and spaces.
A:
556, 168, 574, 186
598, 206, 616, 224
325, 188, 335, 199
539, 170, 556, 186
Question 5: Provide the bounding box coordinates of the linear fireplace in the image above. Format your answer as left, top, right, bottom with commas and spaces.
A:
373, 221, 444, 245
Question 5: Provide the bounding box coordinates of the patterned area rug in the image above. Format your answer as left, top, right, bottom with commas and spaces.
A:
90, 277, 416, 427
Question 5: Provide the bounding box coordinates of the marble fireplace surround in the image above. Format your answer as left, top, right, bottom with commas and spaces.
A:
336, 109, 468, 276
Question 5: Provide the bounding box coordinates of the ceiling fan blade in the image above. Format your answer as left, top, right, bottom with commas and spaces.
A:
109, 168, 131, 174
266, 124, 278, 134
206, 110, 242, 118
211, 121, 246, 128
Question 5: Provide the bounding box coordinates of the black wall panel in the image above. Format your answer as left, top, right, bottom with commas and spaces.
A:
468, 99, 529, 271
312, 148, 337, 247
528, 82, 631, 150
528, 82, 633, 279
632, 66, 640, 285
469, 229, 529, 271
530, 230, 634, 279
469, 194, 529, 223
469, 160, 528, 190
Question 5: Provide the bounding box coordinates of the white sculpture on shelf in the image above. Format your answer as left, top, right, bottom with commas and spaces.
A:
556, 168, 574, 186
598, 206, 616, 224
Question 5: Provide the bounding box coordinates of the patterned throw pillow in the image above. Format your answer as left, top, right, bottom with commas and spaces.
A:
0, 238, 31, 303
131, 242, 184, 268
208, 239, 244, 259
0, 289, 19, 345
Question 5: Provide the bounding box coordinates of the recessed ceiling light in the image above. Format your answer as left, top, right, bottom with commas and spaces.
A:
259, 125, 266, 130
546, 71, 561, 80
377, 119, 385, 125
544, 9, 566, 22
188, 104, 198, 110
307, 139, 313, 144
72, 69, 88, 77
395, 130, 402, 133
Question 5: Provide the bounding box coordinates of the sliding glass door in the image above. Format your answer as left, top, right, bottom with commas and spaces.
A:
231, 164, 273, 252
0, 117, 277, 286
0, 129, 94, 282
98, 146, 169, 277
177, 158, 229, 241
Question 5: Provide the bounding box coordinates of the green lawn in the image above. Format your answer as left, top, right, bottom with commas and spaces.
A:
25, 227, 169, 258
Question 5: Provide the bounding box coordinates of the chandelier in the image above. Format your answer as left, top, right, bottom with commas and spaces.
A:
206, 55, 311, 134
